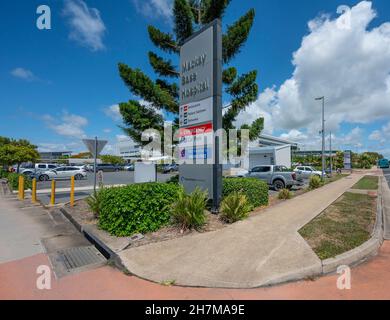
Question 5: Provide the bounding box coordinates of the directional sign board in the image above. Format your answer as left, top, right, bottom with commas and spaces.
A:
82, 139, 108, 158
344, 150, 352, 170
179, 19, 222, 209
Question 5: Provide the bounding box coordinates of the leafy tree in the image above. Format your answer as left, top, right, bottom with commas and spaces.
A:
118, 0, 262, 147
72, 152, 93, 159
99, 155, 125, 165
0, 143, 39, 172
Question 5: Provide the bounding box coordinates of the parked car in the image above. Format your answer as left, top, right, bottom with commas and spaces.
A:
36, 166, 87, 181
89, 163, 123, 172
246, 165, 300, 191
293, 166, 322, 180
124, 164, 134, 171
162, 163, 178, 174
20, 163, 57, 175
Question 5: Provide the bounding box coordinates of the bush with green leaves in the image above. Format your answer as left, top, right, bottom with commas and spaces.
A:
220, 192, 251, 223
86, 189, 104, 218
309, 175, 323, 190
170, 187, 207, 230
166, 174, 179, 184
4, 172, 32, 191
222, 178, 268, 209
278, 188, 292, 200
98, 183, 181, 236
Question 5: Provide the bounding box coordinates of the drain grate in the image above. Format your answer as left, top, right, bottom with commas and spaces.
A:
58, 246, 106, 271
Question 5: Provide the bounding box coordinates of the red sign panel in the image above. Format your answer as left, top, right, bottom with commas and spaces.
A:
179, 122, 213, 138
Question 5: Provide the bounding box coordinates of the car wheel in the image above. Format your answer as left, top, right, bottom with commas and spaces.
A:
273, 179, 285, 191
74, 174, 83, 180
40, 175, 49, 181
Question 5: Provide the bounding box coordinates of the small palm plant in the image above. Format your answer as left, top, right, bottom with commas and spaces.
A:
86, 189, 103, 218
278, 188, 292, 200
170, 187, 208, 230
220, 192, 251, 224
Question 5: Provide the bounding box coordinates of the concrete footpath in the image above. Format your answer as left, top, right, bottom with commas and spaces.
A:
119, 173, 364, 288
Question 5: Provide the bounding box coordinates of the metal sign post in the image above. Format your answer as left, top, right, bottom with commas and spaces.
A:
82, 137, 107, 193
178, 19, 222, 211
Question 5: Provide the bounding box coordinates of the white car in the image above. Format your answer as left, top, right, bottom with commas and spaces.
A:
36, 166, 87, 181
294, 166, 322, 179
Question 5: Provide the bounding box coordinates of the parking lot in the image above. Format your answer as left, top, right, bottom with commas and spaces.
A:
36, 171, 175, 205
34, 169, 310, 205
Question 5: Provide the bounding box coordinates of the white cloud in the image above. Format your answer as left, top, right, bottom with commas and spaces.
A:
103, 128, 112, 133
132, 0, 172, 20
369, 121, 390, 143
10, 68, 36, 81
104, 104, 121, 121
116, 134, 131, 142
63, 0, 106, 51
238, 1, 390, 139
43, 112, 88, 138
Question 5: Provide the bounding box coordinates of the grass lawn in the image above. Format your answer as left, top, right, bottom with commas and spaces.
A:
299, 192, 377, 260
352, 176, 379, 190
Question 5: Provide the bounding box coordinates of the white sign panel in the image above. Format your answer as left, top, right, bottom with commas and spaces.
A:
179, 97, 213, 127
134, 162, 157, 183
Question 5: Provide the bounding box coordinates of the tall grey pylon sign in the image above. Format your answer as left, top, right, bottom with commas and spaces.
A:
83, 137, 107, 192
178, 19, 222, 211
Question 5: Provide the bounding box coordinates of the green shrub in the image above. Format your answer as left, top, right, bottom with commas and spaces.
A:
220, 192, 251, 223
166, 174, 179, 184
278, 188, 292, 200
5, 172, 32, 191
86, 189, 104, 218
309, 175, 323, 190
98, 183, 181, 236
0, 170, 8, 179
222, 178, 268, 209
170, 187, 207, 230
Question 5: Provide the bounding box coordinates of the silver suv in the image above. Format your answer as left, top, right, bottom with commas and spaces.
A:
36, 166, 87, 181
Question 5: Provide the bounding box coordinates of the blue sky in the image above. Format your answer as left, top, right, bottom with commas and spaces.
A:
1, 0, 390, 157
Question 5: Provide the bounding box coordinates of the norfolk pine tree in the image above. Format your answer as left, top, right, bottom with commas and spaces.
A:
118, 0, 263, 149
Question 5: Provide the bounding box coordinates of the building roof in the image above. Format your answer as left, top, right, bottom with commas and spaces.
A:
250, 145, 291, 154
258, 134, 298, 148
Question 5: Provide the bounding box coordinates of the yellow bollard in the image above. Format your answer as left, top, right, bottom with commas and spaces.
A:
18, 176, 22, 200
31, 178, 37, 203
70, 176, 75, 207
19, 176, 25, 200
50, 179, 56, 206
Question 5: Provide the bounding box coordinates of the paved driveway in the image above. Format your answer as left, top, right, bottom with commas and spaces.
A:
119, 173, 364, 288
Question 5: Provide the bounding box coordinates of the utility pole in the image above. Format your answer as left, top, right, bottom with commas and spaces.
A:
316, 96, 326, 180
329, 131, 333, 177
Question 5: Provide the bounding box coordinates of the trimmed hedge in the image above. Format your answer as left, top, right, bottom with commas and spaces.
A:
222, 178, 268, 209
98, 182, 181, 236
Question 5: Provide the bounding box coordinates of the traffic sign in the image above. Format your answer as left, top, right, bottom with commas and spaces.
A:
82, 139, 107, 157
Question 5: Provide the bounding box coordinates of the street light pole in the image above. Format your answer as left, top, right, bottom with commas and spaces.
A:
329, 131, 333, 177
316, 96, 325, 180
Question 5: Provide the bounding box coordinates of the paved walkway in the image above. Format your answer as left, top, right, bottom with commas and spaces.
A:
119, 173, 364, 288
2, 240, 390, 300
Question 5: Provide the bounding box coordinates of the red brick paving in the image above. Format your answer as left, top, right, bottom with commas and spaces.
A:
1, 242, 390, 300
